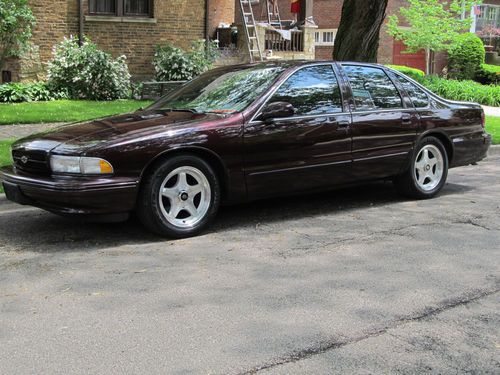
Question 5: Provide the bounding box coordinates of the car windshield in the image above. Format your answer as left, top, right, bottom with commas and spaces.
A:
148, 65, 286, 114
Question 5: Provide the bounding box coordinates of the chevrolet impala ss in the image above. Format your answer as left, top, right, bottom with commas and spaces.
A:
0, 61, 491, 238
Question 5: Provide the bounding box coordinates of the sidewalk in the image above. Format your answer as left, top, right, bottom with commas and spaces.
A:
0, 123, 65, 140
482, 105, 500, 117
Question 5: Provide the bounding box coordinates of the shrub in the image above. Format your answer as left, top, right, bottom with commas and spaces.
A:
448, 33, 485, 80
0, 82, 68, 103
386, 65, 425, 81
47, 36, 131, 100
153, 40, 219, 81
475, 63, 500, 85
420, 75, 500, 106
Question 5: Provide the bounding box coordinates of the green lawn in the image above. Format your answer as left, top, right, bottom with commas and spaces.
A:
0, 100, 153, 125
486, 116, 500, 145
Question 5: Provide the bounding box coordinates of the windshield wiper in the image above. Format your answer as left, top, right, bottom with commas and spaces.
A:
158, 108, 200, 114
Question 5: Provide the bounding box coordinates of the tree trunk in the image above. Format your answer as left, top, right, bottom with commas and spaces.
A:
425, 48, 431, 75
333, 0, 389, 62
0, 52, 6, 80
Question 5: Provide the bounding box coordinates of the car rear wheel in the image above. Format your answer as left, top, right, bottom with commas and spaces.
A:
393, 137, 449, 199
137, 155, 220, 238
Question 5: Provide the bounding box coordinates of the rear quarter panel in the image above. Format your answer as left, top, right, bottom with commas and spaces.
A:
418, 98, 488, 168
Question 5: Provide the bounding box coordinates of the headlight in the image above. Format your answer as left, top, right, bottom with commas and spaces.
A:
50, 155, 114, 175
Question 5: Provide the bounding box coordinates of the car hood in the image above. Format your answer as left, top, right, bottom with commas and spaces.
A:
13, 110, 224, 154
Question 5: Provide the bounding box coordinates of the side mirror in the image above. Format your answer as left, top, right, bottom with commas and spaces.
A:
259, 102, 296, 121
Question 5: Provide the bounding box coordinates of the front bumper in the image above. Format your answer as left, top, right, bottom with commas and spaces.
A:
0, 166, 139, 216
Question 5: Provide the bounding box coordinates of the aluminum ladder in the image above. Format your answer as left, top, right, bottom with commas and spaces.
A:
239, 0, 263, 63
265, 0, 283, 29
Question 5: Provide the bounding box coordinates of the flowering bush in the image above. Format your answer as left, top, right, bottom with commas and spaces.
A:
153, 40, 219, 81
47, 36, 131, 100
478, 25, 500, 46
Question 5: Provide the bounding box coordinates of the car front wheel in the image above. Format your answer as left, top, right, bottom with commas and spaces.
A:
137, 155, 220, 238
394, 137, 449, 199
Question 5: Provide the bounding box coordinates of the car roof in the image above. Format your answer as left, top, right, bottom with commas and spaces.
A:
224, 60, 383, 69
207, 61, 386, 76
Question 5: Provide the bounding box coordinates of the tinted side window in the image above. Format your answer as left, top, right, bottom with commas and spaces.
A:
268, 65, 343, 116
343, 65, 403, 110
395, 75, 429, 108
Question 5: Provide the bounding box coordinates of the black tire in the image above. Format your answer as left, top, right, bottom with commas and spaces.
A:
136, 154, 220, 238
393, 136, 449, 199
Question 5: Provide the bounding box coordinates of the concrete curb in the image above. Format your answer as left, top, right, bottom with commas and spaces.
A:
482, 105, 500, 117
488, 145, 500, 156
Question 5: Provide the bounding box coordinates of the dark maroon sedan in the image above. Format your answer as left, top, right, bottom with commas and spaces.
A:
0, 61, 491, 237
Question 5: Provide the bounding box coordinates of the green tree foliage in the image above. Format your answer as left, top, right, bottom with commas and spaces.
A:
448, 33, 485, 80
0, 0, 36, 74
387, 0, 480, 73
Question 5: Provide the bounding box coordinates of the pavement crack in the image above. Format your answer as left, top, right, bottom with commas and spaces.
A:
237, 287, 499, 375
452, 218, 491, 230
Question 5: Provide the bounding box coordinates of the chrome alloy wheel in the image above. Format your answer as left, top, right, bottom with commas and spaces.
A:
158, 166, 211, 228
413, 144, 444, 192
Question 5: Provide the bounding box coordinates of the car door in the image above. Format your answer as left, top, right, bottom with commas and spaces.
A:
340, 64, 419, 181
244, 64, 352, 199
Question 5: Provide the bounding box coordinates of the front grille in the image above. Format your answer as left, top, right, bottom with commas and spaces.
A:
12, 149, 50, 175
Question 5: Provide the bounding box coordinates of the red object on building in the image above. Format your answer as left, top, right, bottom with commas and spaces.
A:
392, 40, 427, 72
291, 0, 300, 14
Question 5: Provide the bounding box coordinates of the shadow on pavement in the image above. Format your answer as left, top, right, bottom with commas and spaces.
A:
0, 181, 474, 253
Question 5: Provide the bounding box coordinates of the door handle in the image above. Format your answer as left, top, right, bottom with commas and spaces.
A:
402, 113, 412, 125
335, 120, 350, 131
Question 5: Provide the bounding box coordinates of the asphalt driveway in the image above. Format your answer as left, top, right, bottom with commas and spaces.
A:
0, 156, 499, 374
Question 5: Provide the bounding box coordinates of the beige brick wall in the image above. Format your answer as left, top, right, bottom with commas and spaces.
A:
209, 0, 235, 38
378, 0, 407, 64
15, 0, 206, 80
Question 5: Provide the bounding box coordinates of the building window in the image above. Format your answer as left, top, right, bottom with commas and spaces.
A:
488, 7, 498, 22
473, 4, 500, 32
314, 29, 337, 46
89, 0, 152, 17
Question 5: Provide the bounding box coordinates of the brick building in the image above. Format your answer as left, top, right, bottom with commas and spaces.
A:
4, 0, 210, 82
2, 0, 497, 83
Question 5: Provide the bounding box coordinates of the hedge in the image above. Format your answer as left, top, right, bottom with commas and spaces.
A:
476, 63, 500, 85
386, 64, 425, 81
0, 82, 68, 103
420, 76, 500, 106
448, 33, 485, 81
